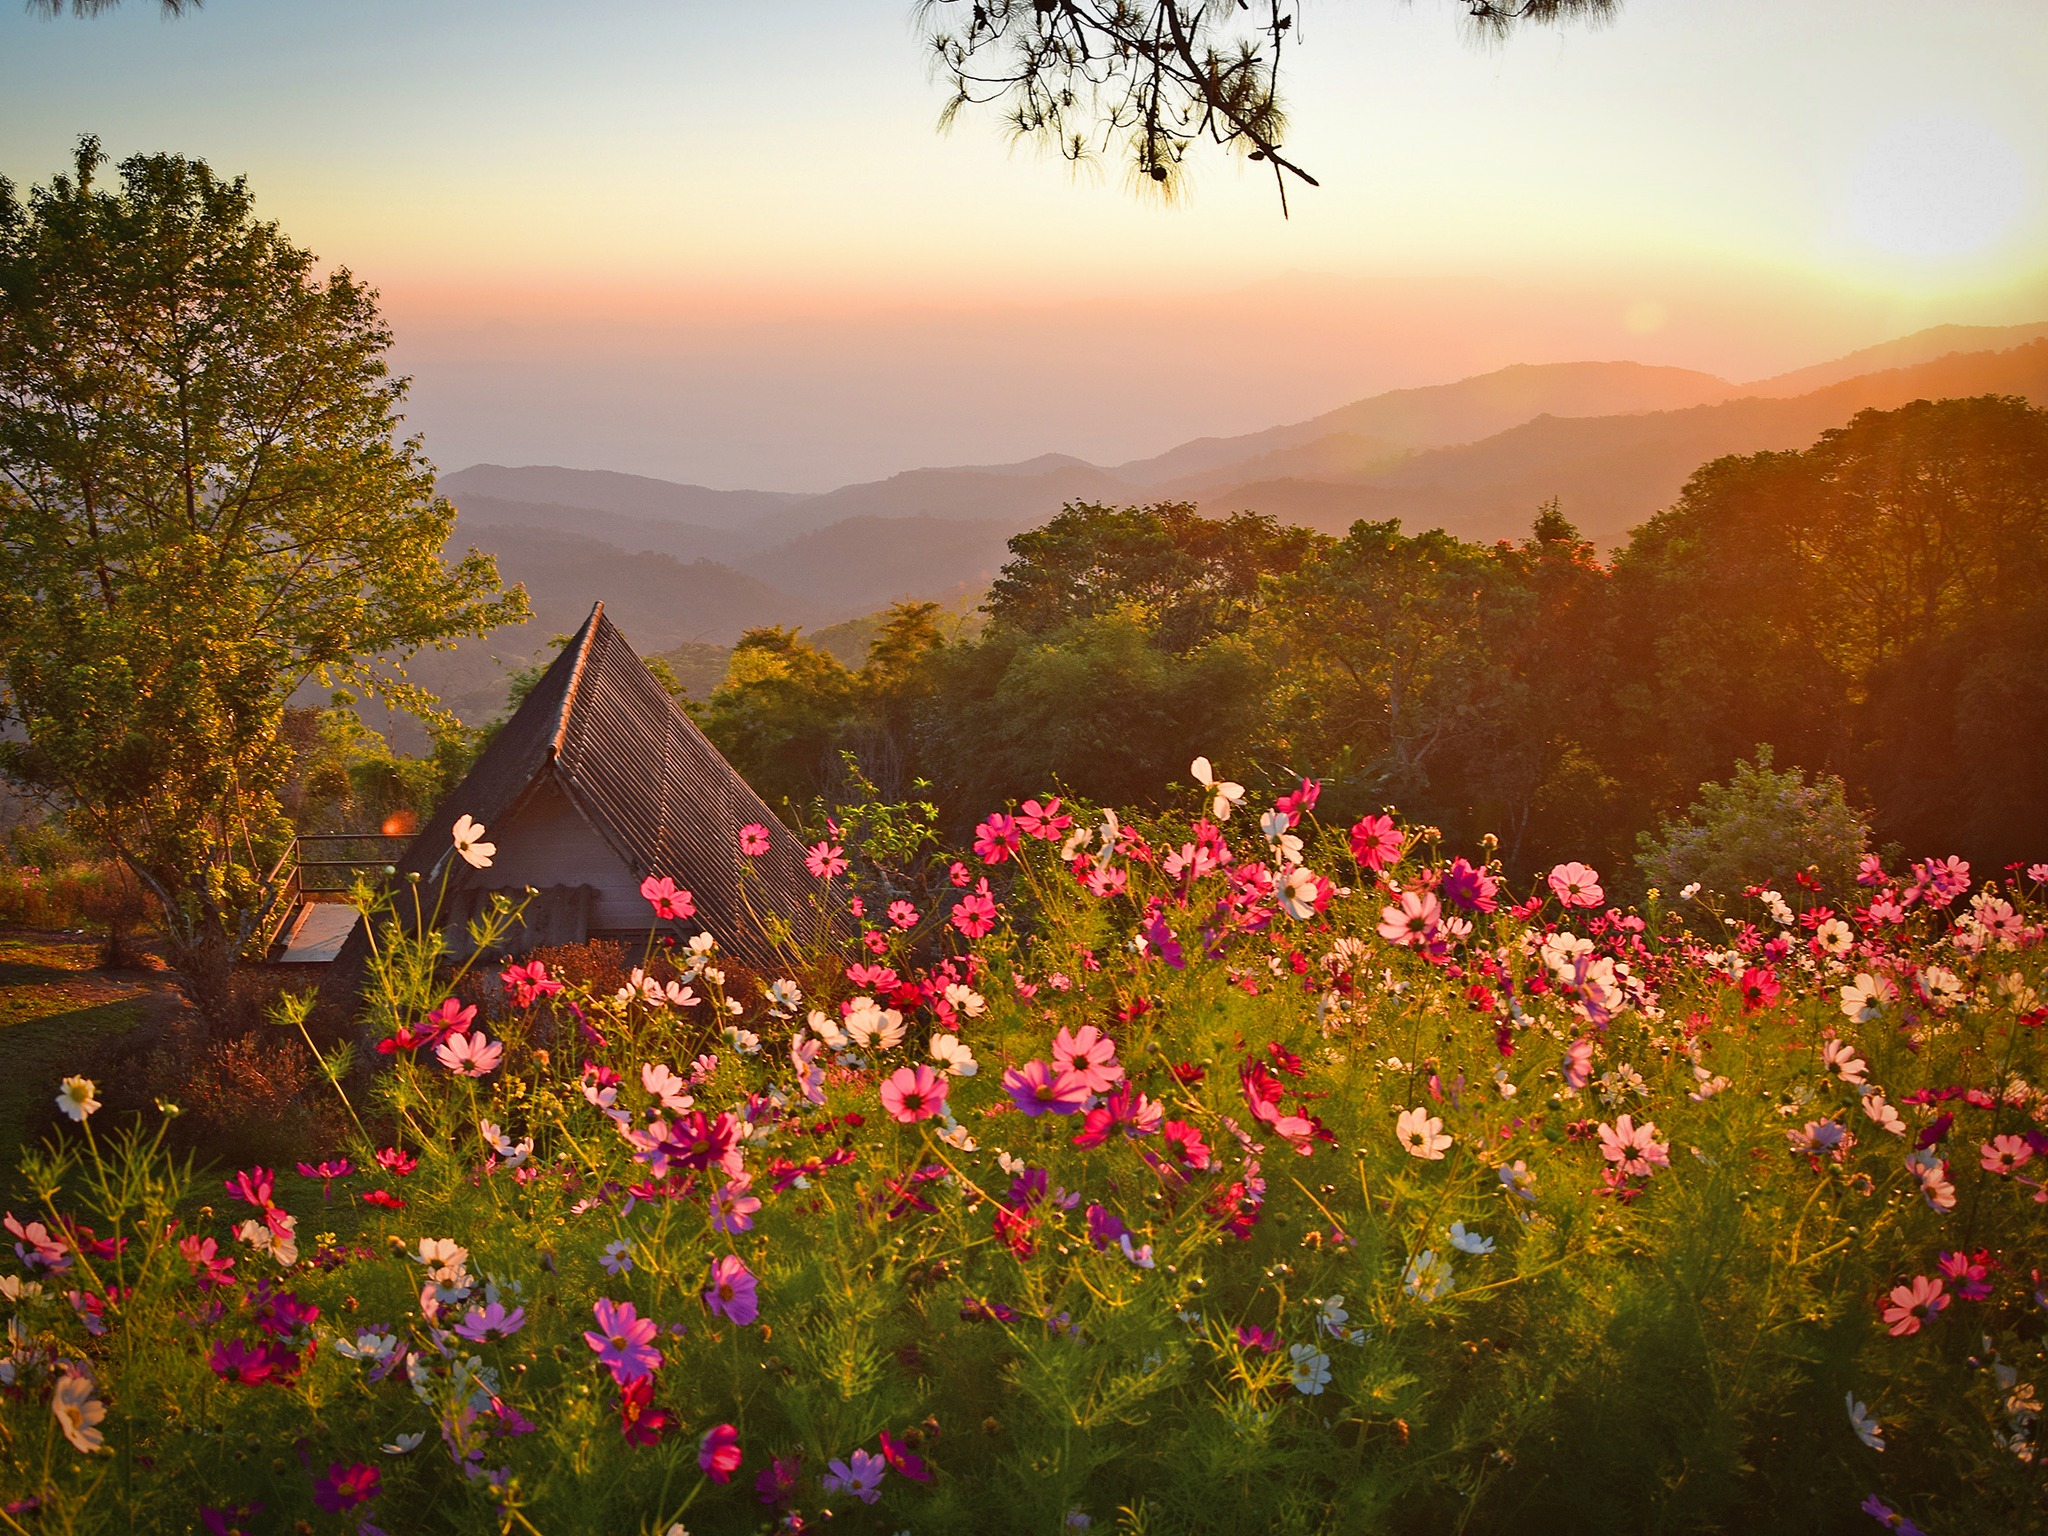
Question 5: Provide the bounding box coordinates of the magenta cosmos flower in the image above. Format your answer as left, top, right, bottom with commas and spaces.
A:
738, 823, 771, 857
951, 888, 998, 938
703, 1254, 760, 1326
311, 1463, 379, 1514
699, 1423, 743, 1483
1003, 1059, 1091, 1117
805, 841, 847, 879
434, 1029, 503, 1077
879, 1065, 949, 1124
584, 1297, 663, 1384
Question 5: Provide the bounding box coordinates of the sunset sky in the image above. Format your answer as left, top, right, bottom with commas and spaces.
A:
3, 0, 2045, 489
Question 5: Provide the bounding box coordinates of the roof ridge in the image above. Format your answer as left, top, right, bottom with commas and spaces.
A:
550, 601, 604, 757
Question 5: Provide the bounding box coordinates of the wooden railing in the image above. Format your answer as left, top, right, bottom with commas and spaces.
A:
254, 833, 413, 957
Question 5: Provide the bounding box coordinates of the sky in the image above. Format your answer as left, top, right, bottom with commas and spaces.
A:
2, 0, 2046, 490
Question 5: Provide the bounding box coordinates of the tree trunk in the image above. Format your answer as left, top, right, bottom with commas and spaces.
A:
164, 925, 236, 1036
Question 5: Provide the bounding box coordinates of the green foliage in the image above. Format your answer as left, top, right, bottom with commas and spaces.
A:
2, 797, 2042, 1532
1636, 747, 1871, 898
0, 139, 525, 1012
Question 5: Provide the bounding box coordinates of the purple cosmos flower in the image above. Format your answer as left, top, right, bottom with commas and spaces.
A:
1003, 1059, 1091, 1116
583, 1297, 663, 1384
822, 1447, 887, 1504
454, 1301, 526, 1342
1439, 857, 1499, 914
311, 1463, 379, 1514
703, 1254, 760, 1326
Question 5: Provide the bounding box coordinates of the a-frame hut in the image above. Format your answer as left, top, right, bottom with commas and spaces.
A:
323, 602, 816, 997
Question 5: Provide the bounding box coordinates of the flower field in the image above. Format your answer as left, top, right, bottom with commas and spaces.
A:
3, 776, 2045, 1535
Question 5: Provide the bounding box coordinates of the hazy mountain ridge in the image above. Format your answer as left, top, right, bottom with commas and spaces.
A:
416, 321, 2048, 732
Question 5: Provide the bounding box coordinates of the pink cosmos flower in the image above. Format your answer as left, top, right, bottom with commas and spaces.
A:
887, 899, 919, 930
1377, 890, 1441, 947
699, 1423, 743, 1483
584, 1297, 663, 1384
639, 875, 695, 921
1548, 862, 1604, 908
1273, 776, 1320, 827
805, 841, 847, 880
711, 1176, 763, 1233
1016, 797, 1072, 840
1881, 1274, 1947, 1336
1350, 814, 1402, 871
1084, 863, 1128, 898
499, 958, 563, 1006
1004, 1059, 1091, 1116
1051, 1024, 1124, 1093
951, 889, 997, 938
1597, 1115, 1670, 1178
435, 1030, 504, 1077
879, 1065, 949, 1124
704, 1254, 760, 1326
311, 1463, 379, 1514
738, 823, 771, 857
1982, 1135, 2034, 1175
823, 1447, 887, 1504
1563, 1039, 1594, 1090
374, 1146, 418, 1176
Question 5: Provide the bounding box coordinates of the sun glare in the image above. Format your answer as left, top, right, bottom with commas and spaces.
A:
1843, 111, 2031, 261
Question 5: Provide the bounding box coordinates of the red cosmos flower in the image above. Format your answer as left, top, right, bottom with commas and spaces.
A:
312, 1462, 379, 1514
361, 1189, 407, 1210
1161, 1119, 1212, 1170
374, 1146, 419, 1176
1738, 967, 1781, 1012
699, 1423, 743, 1482
619, 1376, 675, 1445
639, 875, 695, 921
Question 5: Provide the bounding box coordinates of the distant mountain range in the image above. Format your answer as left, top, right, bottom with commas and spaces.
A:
404, 319, 2048, 736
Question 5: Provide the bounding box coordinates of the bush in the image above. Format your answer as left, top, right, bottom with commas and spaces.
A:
2, 787, 2043, 1534
1637, 746, 1871, 899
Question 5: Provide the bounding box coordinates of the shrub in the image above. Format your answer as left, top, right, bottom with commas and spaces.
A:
1, 786, 2043, 1534
1637, 746, 1871, 898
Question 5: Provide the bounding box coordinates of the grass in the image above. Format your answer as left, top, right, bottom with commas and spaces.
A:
0, 933, 156, 1194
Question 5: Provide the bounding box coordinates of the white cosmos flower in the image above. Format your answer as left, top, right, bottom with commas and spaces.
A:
807, 1008, 849, 1049
943, 983, 987, 1018
1448, 1223, 1494, 1256
382, 1431, 426, 1455
55, 1076, 100, 1123
843, 996, 905, 1050
1189, 756, 1245, 821
1288, 1344, 1332, 1395
1403, 1249, 1454, 1302
450, 814, 495, 869
929, 1032, 979, 1077
1846, 1392, 1885, 1451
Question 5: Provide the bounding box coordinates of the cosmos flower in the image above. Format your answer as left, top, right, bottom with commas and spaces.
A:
1597, 1115, 1670, 1178
1378, 891, 1441, 948
699, 1423, 742, 1482
55, 1076, 99, 1123
1881, 1275, 1946, 1336
50, 1370, 106, 1453
453, 1301, 526, 1342
1189, 757, 1245, 821
639, 875, 694, 921
435, 1031, 503, 1077
311, 1462, 380, 1514
805, 841, 847, 880
450, 814, 494, 869
879, 1065, 949, 1123
1349, 814, 1402, 871
1051, 1024, 1123, 1093
1288, 1344, 1333, 1394
703, 1254, 760, 1327
585, 1298, 663, 1384
1845, 1393, 1884, 1451
1548, 862, 1604, 908
1448, 1223, 1494, 1255
1004, 1060, 1091, 1117
823, 1447, 887, 1503
738, 822, 771, 857
1395, 1106, 1451, 1160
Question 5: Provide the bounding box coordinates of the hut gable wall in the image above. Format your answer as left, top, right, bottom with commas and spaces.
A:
458, 775, 649, 933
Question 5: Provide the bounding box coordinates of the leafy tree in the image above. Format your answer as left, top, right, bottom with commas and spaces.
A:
692, 627, 860, 817
1635, 748, 1870, 900
0, 140, 525, 1017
